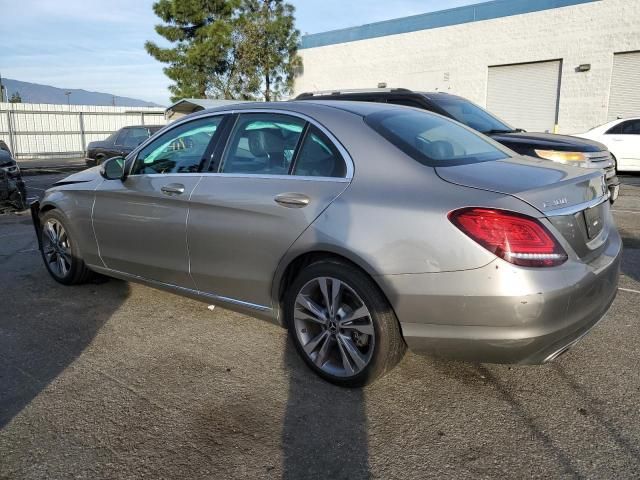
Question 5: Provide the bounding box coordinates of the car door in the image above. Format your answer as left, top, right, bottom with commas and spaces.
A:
604, 120, 640, 169
92, 115, 226, 287
187, 112, 352, 309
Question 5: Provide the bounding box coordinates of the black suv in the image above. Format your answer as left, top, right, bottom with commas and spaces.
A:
296, 88, 619, 201
85, 125, 163, 166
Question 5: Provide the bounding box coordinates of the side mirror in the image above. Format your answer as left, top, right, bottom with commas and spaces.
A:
100, 156, 126, 180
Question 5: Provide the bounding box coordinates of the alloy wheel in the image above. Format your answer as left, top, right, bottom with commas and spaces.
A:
293, 276, 375, 377
42, 219, 72, 278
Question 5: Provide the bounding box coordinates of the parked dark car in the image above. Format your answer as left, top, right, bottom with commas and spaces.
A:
85, 125, 163, 166
296, 88, 620, 202
0, 140, 27, 211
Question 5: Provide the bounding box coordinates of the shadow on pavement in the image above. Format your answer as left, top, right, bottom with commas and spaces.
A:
0, 214, 130, 428
281, 338, 370, 480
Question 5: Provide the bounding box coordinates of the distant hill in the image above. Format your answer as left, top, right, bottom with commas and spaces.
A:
1, 78, 163, 107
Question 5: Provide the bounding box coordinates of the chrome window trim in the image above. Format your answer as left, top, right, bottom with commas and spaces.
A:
97, 266, 272, 312
129, 172, 350, 183
127, 108, 355, 180
545, 194, 609, 217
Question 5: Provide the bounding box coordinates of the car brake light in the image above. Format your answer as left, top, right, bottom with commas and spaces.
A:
448, 208, 568, 267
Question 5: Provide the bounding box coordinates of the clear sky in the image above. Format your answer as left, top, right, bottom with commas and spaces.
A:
0, 0, 481, 106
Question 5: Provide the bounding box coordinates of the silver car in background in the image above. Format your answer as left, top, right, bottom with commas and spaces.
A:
31, 101, 621, 387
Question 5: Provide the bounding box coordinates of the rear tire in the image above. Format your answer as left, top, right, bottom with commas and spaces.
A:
285, 260, 405, 387
40, 210, 94, 285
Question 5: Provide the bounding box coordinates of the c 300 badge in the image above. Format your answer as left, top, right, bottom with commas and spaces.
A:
543, 197, 568, 209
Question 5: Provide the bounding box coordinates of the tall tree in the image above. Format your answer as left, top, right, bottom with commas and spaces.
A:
145, 0, 240, 102
240, 0, 302, 101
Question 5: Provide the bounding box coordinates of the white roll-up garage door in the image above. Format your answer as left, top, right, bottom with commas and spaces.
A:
608, 51, 640, 121
487, 60, 561, 133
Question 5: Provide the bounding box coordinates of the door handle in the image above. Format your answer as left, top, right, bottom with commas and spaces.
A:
274, 193, 310, 208
161, 183, 185, 196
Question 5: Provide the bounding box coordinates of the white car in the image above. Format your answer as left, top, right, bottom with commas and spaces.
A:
576, 118, 640, 172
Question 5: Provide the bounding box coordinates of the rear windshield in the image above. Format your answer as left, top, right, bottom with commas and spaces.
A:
428, 95, 513, 135
365, 109, 509, 167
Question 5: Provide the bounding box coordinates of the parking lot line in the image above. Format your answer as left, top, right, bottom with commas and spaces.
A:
619, 287, 640, 295
612, 209, 640, 214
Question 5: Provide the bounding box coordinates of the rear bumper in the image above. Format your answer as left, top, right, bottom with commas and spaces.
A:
378, 227, 622, 364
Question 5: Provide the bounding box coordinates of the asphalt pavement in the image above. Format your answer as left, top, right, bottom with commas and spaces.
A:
0, 173, 639, 479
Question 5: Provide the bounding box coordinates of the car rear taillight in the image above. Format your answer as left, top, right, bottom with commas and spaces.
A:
448, 208, 568, 267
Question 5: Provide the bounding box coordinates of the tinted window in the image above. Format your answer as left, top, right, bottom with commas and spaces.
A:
387, 98, 425, 109
608, 120, 640, 135
293, 126, 346, 178
114, 129, 129, 146
366, 109, 508, 166
428, 95, 514, 134
220, 113, 304, 175
131, 117, 221, 175
121, 127, 151, 148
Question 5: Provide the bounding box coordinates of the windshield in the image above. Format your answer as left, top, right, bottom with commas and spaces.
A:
366, 109, 509, 167
428, 95, 514, 134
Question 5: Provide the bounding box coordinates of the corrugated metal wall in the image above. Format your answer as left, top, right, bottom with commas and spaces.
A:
0, 103, 166, 159
608, 51, 640, 121
486, 60, 562, 133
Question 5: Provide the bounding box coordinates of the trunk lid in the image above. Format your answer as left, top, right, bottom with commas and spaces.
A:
435, 156, 607, 215
436, 156, 610, 262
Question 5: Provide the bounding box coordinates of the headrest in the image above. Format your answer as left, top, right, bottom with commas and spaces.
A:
416, 138, 454, 160
248, 129, 285, 157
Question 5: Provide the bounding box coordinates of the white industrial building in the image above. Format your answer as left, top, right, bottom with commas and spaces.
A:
295, 0, 640, 134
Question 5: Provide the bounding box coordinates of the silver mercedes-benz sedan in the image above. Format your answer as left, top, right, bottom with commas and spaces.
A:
31, 101, 621, 387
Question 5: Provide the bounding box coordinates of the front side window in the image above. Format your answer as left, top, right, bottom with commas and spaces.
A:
131, 117, 222, 175
366, 109, 509, 166
293, 126, 346, 178
121, 127, 151, 149
114, 129, 129, 146
428, 95, 514, 134
219, 113, 305, 175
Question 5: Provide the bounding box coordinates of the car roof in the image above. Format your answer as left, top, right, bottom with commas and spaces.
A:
198, 99, 407, 118
296, 89, 464, 102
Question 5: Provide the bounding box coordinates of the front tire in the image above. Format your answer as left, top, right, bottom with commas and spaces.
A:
285, 260, 405, 387
40, 210, 93, 285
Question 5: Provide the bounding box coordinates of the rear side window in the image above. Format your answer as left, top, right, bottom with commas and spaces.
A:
366, 109, 508, 167
386, 98, 425, 109
607, 120, 640, 135
220, 113, 305, 175
292, 126, 346, 178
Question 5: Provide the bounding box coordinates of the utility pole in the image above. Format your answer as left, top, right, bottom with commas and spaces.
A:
0, 72, 6, 103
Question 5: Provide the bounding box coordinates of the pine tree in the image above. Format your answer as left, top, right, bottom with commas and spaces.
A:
9, 92, 22, 103
146, 0, 301, 102
145, 0, 240, 102
239, 0, 301, 101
